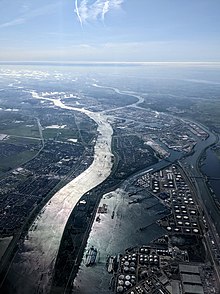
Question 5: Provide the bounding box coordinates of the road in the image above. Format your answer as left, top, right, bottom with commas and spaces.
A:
179, 124, 220, 288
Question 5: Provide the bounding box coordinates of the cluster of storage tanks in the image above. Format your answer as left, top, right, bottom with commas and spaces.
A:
116, 247, 162, 293
139, 247, 159, 267
116, 253, 137, 292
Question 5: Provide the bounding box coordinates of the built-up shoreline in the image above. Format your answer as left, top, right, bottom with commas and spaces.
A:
4, 92, 114, 294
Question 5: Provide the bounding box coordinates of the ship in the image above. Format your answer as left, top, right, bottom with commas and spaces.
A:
85, 246, 97, 266
107, 255, 116, 273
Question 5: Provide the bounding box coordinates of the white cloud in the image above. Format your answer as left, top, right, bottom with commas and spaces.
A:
0, 2, 61, 29
0, 17, 25, 29
75, 0, 124, 25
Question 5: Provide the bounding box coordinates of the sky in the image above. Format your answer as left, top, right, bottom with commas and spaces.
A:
0, 0, 220, 62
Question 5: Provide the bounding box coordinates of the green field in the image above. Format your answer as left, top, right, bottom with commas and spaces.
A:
0, 150, 38, 174
1, 125, 40, 138
5, 136, 41, 145
0, 135, 41, 175
42, 128, 79, 141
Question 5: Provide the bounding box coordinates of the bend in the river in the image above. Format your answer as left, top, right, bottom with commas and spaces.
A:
6, 92, 114, 294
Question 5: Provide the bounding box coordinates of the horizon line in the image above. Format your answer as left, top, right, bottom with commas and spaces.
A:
1, 60, 220, 66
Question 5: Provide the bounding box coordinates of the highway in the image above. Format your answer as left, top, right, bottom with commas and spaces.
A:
179, 124, 220, 289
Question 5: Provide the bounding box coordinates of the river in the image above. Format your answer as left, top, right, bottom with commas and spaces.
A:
201, 148, 220, 201
4, 86, 220, 293
72, 119, 220, 294
4, 93, 114, 294
179, 123, 220, 234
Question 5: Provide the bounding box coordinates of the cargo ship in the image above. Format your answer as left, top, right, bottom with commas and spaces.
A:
85, 246, 97, 266
106, 255, 116, 273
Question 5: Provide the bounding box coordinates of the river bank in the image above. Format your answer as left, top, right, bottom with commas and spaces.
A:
2, 94, 114, 294
201, 148, 220, 202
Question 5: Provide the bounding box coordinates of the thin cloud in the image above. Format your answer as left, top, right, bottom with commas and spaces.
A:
0, 18, 25, 29
0, 2, 61, 29
75, 0, 83, 27
102, 1, 110, 21
75, 0, 124, 26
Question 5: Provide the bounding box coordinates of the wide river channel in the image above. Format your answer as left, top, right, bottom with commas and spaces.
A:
5, 92, 114, 294
4, 88, 219, 294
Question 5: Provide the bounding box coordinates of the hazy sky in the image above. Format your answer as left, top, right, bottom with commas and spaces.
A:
0, 0, 220, 62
